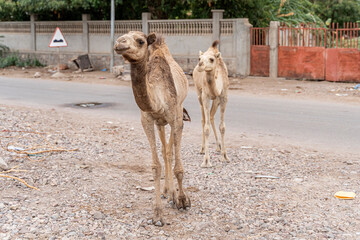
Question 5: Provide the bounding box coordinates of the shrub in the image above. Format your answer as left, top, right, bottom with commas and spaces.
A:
0, 53, 45, 68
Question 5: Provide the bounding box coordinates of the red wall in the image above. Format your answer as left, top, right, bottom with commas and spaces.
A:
326, 49, 360, 82
250, 45, 270, 77
278, 47, 325, 80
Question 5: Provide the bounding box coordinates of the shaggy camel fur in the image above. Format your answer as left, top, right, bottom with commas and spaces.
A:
114, 31, 191, 226
193, 40, 230, 168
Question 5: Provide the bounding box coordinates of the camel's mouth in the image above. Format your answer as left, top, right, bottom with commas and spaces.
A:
114, 47, 130, 54
204, 68, 213, 72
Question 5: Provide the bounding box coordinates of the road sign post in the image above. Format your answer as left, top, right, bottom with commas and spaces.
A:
49, 27, 68, 74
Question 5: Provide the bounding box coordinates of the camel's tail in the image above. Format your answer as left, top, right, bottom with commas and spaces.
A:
183, 108, 191, 122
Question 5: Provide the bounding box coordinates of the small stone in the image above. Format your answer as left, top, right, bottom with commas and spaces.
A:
33, 72, 41, 78
51, 214, 59, 220
0, 157, 9, 170
93, 211, 105, 220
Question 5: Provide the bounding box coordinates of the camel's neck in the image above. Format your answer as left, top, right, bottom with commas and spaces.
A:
205, 70, 220, 96
130, 59, 156, 112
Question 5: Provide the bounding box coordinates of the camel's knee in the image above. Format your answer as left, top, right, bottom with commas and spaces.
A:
210, 116, 215, 123
152, 163, 162, 178
219, 122, 226, 134
204, 125, 210, 137
174, 168, 184, 180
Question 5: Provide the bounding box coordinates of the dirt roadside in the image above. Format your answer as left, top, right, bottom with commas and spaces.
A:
1, 66, 360, 105
1, 67, 360, 239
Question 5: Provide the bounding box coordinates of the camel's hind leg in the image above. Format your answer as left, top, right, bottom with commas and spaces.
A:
219, 97, 230, 162
157, 125, 176, 206
172, 106, 191, 210
141, 113, 164, 226
210, 98, 221, 152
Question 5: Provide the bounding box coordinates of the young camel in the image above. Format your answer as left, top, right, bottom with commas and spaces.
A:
193, 40, 230, 168
114, 31, 191, 226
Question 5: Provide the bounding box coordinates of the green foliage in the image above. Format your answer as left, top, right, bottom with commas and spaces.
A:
312, 0, 360, 27
0, 36, 10, 57
0, 0, 359, 26
0, 53, 45, 68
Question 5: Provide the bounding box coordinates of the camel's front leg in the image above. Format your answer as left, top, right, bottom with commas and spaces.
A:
157, 125, 175, 205
196, 95, 206, 155
141, 114, 164, 226
219, 97, 230, 162
172, 107, 191, 210
201, 94, 212, 168
210, 98, 221, 152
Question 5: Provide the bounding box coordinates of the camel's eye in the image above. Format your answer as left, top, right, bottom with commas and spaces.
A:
138, 39, 145, 45
210, 58, 214, 63
198, 58, 201, 61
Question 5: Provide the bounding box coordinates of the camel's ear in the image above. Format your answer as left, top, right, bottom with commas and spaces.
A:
199, 51, 203, 56
215, 52, 221, 58
147, 33, 156, 45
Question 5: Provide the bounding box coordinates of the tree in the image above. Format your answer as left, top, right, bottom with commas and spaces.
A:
312, 0, 360, 27
190, 0, 324, 27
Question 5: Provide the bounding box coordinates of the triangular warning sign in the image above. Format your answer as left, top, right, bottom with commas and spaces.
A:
49, 27, 68, 48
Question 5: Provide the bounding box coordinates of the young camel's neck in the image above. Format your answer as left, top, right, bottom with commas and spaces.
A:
205, 70, 220, 97
130, 58, 156, 112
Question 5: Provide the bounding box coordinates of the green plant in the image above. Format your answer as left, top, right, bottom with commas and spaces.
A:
0, 53, 45, 68
0, 36, 9, 57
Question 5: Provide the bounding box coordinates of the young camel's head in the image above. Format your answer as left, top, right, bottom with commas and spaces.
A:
114, 31, 156, 63
197, 40, 221, 73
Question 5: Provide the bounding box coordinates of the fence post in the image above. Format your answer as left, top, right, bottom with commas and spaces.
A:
234, 18, 252, 76
269, 21, 280, 79
82, 14, 90, 53
142, 12, 151, 35
30, 14, 37, 51
211, 9, 224, 44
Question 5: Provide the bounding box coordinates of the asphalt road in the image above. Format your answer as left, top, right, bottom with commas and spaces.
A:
1, 76, 359, 155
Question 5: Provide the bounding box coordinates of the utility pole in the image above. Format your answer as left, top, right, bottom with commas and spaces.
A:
110, 0, 115, 72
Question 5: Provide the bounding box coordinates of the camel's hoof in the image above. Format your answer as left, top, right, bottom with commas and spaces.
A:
221, 153, 230, 162
216, 144, 221, 152
148, 219, 165, 227
150, 207, 165, 227
161, 194, 167, 199
201, 161, 213, 168
175, 192, 191, 210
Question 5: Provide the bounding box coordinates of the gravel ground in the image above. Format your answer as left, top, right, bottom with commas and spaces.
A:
1, 104, 360, 239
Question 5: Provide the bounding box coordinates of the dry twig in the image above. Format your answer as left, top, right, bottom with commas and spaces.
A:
0, 174, 39, 191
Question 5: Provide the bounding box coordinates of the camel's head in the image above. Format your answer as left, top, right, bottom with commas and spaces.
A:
197, 40, 221, 73
114, 31, 156, 63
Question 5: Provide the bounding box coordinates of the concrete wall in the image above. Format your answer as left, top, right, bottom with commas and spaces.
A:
0, 11, 252, 76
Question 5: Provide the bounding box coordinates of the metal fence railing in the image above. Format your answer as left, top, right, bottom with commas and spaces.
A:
278, 22, 360, 49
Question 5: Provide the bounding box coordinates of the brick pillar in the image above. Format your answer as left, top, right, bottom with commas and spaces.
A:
234, 18, 252, 76
142, 12, 151, 35
269, 21, 280, 79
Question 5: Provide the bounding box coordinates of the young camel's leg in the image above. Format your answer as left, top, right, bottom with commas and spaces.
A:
172, 106, 191, 209
210, 98, 221, 152
200, 102, 206, 154
141, 113, 164, 226
157, 125, 175, 205
200, 93, 212, 168
219, 96, 230, 162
